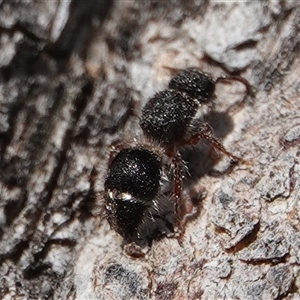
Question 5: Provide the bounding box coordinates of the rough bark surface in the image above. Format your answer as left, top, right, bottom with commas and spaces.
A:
0, 1, 300, 299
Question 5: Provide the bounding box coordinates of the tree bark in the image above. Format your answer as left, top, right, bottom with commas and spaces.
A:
0, 1, 300, 299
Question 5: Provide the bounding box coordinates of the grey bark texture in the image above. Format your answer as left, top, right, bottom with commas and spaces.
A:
0, 1, 300, 299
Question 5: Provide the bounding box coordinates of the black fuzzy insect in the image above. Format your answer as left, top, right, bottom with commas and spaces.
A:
105, 68, 251, 244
